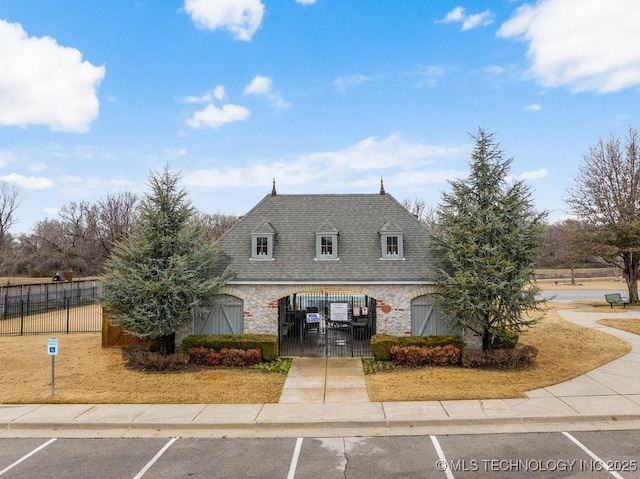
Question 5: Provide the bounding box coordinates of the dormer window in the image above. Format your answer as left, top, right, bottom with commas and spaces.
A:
256, 236, 269, 256
386, 235, 399, 256
315, 221, 339, 260
320, 236, 334, 256
251, 220, 276, 260
380, 220, 404, 260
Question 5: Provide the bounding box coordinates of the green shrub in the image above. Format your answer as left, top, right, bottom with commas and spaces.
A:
251, 358, 292, 374
489, 327, 519, 349
370, 334, 464, 361
461, 344, 538, 369
181, 334, 278, 361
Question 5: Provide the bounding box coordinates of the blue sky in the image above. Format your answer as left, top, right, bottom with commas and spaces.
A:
1, 0, 639, 234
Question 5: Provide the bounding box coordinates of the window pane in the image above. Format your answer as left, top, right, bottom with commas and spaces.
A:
321, 236, 333, 255
386, 236, 398, 255
256, 236, 268, 255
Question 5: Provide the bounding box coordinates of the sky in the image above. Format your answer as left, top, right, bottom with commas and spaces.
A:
1, 0, 639, 234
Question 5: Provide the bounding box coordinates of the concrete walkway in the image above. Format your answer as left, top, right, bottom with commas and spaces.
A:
1, 308, 640, 438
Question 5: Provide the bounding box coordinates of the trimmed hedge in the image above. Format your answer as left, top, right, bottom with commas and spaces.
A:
370, 334, 464, 361
181, 334, 278, 361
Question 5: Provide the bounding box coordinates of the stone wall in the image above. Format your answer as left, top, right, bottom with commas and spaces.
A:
220, 283, 439, 337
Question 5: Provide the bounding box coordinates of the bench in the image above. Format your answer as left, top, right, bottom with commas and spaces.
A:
605, 293, 629, 308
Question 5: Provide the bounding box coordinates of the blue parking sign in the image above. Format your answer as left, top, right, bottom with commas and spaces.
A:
47, 338, 58, 356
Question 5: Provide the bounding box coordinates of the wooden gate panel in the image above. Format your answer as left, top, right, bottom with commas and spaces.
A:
193, 295, 243, 335
101, 311, 144, 348
411, 295, 451, 336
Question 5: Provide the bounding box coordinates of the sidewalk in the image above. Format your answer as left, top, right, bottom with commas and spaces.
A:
1, 308, 640, 438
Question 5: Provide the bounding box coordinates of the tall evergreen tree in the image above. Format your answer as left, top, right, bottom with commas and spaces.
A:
429, 129, 547, 351
101, 166, 232, 354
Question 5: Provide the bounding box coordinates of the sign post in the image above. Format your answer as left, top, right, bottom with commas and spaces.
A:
47, 337, 59, 396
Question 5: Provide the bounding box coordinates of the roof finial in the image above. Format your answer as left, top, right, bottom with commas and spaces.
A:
271, 178, 277, 196
380, 177, 385, 195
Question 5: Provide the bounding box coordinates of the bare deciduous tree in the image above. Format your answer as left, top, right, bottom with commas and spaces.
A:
566, 126, 640, 302
539, 219, 595, 284
0, 181, 22, 249
191, 211, 239, 241
401, 197, 438, 231
2, 192, 139, 277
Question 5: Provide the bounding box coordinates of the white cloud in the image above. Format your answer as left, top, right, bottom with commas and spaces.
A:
498, 0, 640, 92
296, 0, 316, 4
183, 92, 213, 103
0, 173, 54, 190
184, 0, 264, 41
0, 151, 17, 168
519, 168, 548, 180
414, 65, 446, 87
437, 6, 493, 31
187, 103, 251, 128
524, 103, 542, 111
0, 20, 105, 132
182, 133, 468, 189
43, 207, 59, 216
332, 74, 372, 92
213, 85, 226, 100
243, 75, 291, 109
28, 162, 47, 172
243, 75, 271, 96
183, 85, 226, 103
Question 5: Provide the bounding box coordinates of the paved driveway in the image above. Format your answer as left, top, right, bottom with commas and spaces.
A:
540, 288, 628, 303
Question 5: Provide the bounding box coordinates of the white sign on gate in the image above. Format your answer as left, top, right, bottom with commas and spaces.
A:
330, 303, 349, 322
306, 312, 320, 323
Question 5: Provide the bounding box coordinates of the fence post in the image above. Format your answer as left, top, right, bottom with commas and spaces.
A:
66, 297, 70, 334
20, 300, 24, 336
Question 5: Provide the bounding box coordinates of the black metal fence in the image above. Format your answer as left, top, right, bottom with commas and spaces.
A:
278, 292, 376, 357
0, 281, 102, 336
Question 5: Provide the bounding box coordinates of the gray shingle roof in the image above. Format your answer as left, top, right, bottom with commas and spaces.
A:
217, 192, 437, 283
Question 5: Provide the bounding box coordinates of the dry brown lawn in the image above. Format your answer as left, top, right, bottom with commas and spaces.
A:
597, 318, 640, 336
365, 303, 631, 401
0, 276, 636, 404
0, 334, 285, 404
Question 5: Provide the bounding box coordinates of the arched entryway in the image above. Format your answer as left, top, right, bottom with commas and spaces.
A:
278, 291, 376, 357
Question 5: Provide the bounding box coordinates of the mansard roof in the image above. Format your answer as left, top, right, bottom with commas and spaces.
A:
216, 192, 437, 283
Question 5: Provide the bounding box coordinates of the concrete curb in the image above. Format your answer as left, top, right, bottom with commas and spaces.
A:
3, 414, 640, 438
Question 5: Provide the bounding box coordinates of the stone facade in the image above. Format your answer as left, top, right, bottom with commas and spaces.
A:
221, 283, 439, 336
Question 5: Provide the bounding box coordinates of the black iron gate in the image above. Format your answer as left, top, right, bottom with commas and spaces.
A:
278, 292, 376, 357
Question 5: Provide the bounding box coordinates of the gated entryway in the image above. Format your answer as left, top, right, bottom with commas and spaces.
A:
193, 294, 244, 334
411, 294, 452, 335
278, 292, 376, 357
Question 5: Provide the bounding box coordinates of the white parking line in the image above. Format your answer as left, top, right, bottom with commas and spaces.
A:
132, 437, 178, 479
0, 438, 57, 476
563, 432, 625, 479
287, 437, 303, 479
430, 435, 455, 479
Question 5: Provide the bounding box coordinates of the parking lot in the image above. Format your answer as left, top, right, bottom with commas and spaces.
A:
0, 430, 638, 478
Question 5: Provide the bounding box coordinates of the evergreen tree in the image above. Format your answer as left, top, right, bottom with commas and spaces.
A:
429, 129, 546, 351
101, 166, 232, 354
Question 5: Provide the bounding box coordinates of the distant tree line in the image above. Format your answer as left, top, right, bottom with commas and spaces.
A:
0, 189, 238, 278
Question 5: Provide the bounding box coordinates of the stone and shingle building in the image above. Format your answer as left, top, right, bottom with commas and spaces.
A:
192, 182, 452, 356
